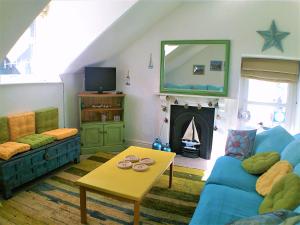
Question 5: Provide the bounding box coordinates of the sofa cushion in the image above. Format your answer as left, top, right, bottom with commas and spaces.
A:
225, 129, 257, 160
189, 184, 263, 225
42, 128, 78, 140
281, 139, 300, 167
0, 142, 30, 160
0, 117, 9, 144
206, 156, 258, 192
35, 107, 58, 133
294, 133, 300, 140
17, 134, 55, 149
294, 164, 300, 177
7, 112, 35, 141
242, 152, 280, 175
228, 210, 300, 225
253, 126, 294, 154
259, 173, 300, 214
256, 160, 293, 196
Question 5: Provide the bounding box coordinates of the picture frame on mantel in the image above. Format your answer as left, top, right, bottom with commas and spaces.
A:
160, 40, 230, 97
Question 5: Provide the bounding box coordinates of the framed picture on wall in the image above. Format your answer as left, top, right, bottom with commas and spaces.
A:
193, 65, 205, 75
210, 60, 223, 71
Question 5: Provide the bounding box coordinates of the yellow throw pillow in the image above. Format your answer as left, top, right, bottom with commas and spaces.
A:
0, 142, 31, 160
256, 160, 292, 196
8, 112, 35, 141
42, 128, 78, 140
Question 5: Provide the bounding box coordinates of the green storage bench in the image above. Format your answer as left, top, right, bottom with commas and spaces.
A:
0, 109, 80, 199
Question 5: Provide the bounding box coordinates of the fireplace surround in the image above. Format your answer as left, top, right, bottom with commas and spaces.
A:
157, 93, 238, 161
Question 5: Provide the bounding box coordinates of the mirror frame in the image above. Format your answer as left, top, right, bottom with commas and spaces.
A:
160, 40, 230, 96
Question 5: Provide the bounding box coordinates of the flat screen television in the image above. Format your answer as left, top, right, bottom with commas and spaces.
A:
84, 67, 116, 93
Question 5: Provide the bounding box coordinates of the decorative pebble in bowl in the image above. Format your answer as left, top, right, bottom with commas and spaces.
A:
132, 163, 149, 172
140, 157, 155, 165
125, 155, 139, 162
117, 160, 132, 169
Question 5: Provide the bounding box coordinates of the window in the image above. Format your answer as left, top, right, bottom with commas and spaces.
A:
239, 57, 299, 131
1, 22, 35, 75
0, 4, 61, 84
239, 78, 296, 130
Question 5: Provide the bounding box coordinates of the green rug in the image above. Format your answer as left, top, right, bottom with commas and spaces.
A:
0, 152, 205, 225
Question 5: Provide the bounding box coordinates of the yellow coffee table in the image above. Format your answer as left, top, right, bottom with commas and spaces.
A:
76, 146, 176, 225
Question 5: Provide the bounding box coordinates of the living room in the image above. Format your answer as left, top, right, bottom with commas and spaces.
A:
1, 0, 300, 224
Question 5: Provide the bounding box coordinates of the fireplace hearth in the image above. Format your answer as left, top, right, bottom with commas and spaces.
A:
169, 105, 215, 159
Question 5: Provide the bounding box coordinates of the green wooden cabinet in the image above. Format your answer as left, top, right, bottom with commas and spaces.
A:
78, 92, 126, 154
104, 123, 124, 145
81, 123, 104, 147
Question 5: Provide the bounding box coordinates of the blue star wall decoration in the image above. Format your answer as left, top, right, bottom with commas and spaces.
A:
257, 20, 290, 52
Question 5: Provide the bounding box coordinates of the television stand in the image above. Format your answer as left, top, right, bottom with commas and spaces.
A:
78, 92, 126, 154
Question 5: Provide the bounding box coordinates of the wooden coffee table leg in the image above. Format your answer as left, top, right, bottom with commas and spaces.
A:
169, 162, 173, 188
80, 186, 87, 224
134, 201, 140, 225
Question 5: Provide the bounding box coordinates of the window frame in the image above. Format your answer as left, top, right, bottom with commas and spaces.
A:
239, 77, 297, 130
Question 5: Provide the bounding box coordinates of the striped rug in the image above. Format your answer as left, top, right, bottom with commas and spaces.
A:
0, 152, 205, 225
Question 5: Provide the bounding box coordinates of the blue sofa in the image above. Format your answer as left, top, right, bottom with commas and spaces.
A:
190, 126, 300, 225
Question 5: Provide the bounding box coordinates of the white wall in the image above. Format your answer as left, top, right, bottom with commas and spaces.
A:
36, 0, 137, 75
0, 83, 64, 127
103, 1, 300, 146
60, 73, 84, 128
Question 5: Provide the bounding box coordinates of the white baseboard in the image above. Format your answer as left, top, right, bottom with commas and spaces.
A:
125, 139, 152, 148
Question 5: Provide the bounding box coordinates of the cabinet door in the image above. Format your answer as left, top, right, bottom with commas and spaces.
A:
81, 125, 104, 147
103, 123, 124, 146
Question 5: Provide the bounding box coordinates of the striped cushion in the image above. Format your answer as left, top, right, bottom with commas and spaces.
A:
35, 107, 58, 134
0, 117, 9, 144
42, 128, 78, 140
17, 134, 55, 149
0, 142, 30, 160
8, 112, 35, 141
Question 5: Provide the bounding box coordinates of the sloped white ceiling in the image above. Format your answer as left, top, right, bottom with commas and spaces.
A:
65, 0, 182, 74
0, 0, 50, 61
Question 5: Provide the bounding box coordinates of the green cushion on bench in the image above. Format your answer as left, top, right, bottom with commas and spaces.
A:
0, 117, 9, 144
35, 107, 58, 133
17, 134, 55, 149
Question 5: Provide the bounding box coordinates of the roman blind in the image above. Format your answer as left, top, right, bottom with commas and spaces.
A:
241, 57, 299, 83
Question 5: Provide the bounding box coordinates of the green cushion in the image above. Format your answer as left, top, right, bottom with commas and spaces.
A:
242, 152, 280, 175
259, 173, 300, 214
35, 107, 58, 133
17, 134, 55, 149
0, 117, 9, 144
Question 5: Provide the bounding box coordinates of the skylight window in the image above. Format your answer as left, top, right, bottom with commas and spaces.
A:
1, 22, 35, 75
0, 4, 60, 84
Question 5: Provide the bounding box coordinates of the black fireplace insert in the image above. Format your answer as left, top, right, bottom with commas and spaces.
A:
169, 105, 215, 159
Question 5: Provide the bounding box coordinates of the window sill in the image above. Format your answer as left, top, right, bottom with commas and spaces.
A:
0, 74, 62, 85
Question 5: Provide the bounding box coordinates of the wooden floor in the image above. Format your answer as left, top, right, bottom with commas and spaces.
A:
0, 152, 205, 225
